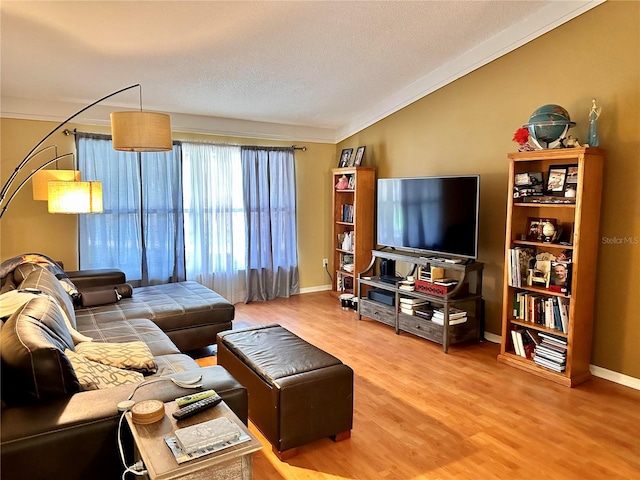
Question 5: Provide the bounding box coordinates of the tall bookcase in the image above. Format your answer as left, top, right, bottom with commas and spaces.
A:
497, 147, 604, 387
331, 167, 375, 293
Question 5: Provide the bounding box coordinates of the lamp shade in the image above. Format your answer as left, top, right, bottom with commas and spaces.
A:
32, 170, 81, 200
110, 111, 172, 152
48, 181, 103, 214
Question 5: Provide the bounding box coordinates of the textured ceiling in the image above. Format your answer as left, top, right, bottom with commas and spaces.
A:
0, 1, 603, 142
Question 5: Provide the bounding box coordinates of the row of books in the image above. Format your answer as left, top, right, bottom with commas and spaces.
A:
513, 291, 569, 334
507, 247, 536, 288
511, 328, 567, 373
340, 204, 354, 223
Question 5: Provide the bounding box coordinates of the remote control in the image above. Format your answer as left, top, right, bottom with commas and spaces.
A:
175, 389, 218, 407
172, 395, 222, 420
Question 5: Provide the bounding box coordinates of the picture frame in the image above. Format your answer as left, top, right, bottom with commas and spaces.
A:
338, 148, 353, 168
513, 171, 544, 199
549, 261, 571, 293
353, 146, 365, 166
565, 165, 578, 184
545, 165, 568, 195
527, 217, 557, 242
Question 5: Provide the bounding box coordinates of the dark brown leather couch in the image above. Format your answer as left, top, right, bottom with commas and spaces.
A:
0, 261, 246, 480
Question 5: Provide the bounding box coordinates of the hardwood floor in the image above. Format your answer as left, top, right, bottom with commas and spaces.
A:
195, 291, 640, 480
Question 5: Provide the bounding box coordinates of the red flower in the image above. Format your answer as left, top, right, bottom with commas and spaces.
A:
513, 127, 530, 145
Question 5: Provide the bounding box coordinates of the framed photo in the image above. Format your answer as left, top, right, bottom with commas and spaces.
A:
338, 148, 353, 168
527, 217, 557, 242
353, 146, 365, 166
565, 165, 578, 184
549, 261, 571, 291
513, 171, 544, 199
545, 166, 568, 195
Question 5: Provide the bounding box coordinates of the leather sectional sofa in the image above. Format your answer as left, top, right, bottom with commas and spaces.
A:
0, 258, 245, 480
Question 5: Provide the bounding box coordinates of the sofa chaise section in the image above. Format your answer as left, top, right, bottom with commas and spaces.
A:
69, 269, 235, 352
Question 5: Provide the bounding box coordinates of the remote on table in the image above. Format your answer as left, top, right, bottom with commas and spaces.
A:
172, 394, 222, 420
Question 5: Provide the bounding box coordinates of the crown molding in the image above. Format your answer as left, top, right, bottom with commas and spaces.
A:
0, 97, 338, 144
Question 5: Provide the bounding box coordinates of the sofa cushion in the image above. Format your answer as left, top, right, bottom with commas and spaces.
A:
1, 297, 80, 404
75, 341, 157, 373
77, 317, 182, 357
65, 349, 144, 390
0, 289, 91, 345
15, 264, 82, 335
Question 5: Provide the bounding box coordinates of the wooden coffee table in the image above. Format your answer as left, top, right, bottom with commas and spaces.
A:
126, 400, 261, 480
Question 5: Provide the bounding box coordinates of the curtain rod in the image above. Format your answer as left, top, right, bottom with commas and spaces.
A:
67, 129, 308, 152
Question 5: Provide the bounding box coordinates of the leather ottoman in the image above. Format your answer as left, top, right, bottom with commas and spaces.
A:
216, 324, 353, 459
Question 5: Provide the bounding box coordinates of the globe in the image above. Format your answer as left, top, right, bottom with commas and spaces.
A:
523, 104, 575, 149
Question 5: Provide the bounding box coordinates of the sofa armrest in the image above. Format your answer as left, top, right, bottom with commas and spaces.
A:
66, 269, 126, 290
1, 366, 247, 480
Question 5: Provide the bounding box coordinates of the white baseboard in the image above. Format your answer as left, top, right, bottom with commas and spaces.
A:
485, 332, 640, 391
589, 365, 640, 390
299, 284, 332, 294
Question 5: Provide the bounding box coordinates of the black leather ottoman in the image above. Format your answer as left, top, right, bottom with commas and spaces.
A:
217, 323, 353, 459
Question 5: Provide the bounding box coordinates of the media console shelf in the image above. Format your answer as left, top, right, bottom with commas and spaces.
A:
357, 249, 484, 353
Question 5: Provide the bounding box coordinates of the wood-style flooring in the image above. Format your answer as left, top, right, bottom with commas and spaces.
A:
195, 291, 640, 480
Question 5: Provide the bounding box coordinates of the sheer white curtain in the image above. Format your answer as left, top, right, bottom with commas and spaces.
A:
181, 142, 247, 304
242, 147, 299, 301
77, 134, 184, 285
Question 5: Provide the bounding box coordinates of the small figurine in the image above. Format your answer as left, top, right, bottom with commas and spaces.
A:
564, 135, 581, 148
588, 99, 601, 147
335, 175, 349, 190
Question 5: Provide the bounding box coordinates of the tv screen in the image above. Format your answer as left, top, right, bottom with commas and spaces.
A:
376, 175, 480, 259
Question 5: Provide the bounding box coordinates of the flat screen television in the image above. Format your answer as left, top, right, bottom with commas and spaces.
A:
376, 175, 480, 259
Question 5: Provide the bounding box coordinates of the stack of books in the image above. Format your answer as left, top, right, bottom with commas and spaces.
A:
534, 332, 567, 372
431, 306, 467, 326
398, 279, 415, 291
399, 297, 429, 316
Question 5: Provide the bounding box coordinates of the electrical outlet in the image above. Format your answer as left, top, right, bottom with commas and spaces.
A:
322, 258, 328, 267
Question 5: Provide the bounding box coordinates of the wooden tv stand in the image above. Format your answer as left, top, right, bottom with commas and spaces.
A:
357, 249, 484, 353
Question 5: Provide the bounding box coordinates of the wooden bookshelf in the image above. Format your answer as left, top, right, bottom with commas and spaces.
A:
497, 147, 605, 387
331, 167, 375, 293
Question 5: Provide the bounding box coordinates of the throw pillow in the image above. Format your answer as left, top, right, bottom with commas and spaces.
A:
65, 349, 144, 391
75, 341, 157, 373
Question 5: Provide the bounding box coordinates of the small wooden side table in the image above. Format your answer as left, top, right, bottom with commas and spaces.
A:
126, 401, 261, 480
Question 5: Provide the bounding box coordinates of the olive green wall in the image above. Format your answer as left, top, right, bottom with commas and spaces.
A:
0, 120, 336, 290
337, 1, 640, 379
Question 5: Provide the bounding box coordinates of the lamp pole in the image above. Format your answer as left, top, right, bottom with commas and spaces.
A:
0, 84, 142, 213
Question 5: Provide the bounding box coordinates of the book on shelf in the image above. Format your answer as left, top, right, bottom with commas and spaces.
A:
399, 296, 429, 306
433, 306, 467, 320
533, 330, 567, 372
511, 328, 535, 359
534, 355, 566, 372
432, 316, 467, 326
414, 307, 434, 320
508, 247, 536, 288
341, 204, 354, 223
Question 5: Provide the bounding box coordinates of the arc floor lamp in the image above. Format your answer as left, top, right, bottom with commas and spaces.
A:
0, 84, 172, 219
